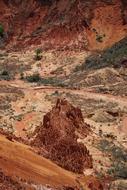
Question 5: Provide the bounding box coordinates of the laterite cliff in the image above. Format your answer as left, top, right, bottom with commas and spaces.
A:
0, 0, 127, 50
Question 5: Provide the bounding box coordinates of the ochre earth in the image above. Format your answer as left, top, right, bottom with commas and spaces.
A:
0, 0, 127, 50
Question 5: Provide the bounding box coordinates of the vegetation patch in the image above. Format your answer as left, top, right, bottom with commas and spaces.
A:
26, 73, 41, 82
99, 139, 127, 162
40, 78, 66, 87
0, 24, 4, 37
108, 162, 127, 179
99, 139, 127, 179
0, 70, 11, 81
26, 73, 67, 87
0, 60, 31, 80
34, 48, 42, 61
73, 37, 127, 72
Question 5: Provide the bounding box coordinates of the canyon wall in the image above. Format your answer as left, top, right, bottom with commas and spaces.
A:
0, 0, 126, 50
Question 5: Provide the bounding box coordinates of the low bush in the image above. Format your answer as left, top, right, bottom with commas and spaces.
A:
26, 73, 41, 82
34, 48, 42, 61
20, 72, 24, 80
0, 24, 4, 37
40, 77, 66, 87
0, 70, 11, 80
26, 73, 67, 87
1, 70, 9, 76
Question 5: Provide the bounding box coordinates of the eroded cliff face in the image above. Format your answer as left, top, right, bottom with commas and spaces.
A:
0, 0, 127, 50
32, 99, 92, 173
32, 99, 92, 174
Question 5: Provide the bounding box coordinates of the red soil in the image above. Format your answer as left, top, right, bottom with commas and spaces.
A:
0, 0, 126, 51
0, 134, 103, 190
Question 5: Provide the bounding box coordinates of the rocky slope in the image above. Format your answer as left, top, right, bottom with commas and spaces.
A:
32, 99, 92, 173
0, 0, 127, 189
0, 0, 127, 50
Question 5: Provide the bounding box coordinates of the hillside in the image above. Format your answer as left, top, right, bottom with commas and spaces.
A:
0, 0, 127, 50
0, 0, 127, 190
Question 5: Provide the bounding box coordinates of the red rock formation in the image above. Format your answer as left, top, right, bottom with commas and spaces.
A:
0, 0, 126, 50
32, 99, 92, 174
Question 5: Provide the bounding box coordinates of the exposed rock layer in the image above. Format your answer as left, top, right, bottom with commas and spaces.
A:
0, 0, 126, 50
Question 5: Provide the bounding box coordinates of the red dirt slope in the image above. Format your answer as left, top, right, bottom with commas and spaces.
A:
0, 133, 103, 190
0, 134, 77, 188
0, 0, 126, 50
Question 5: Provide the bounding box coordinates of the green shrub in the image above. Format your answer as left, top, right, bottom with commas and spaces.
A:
0, 24, 4, 37
26, 73, 41, 82
1, 70, 9, 76
34, 48, 42, 61
20, 72, 24, 80
40, 77, 66, 87
0, 70, 11, 80
26, 73, 67, 87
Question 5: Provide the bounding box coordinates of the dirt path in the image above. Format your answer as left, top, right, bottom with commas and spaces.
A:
32, 86, 127, 109
4, 79, 127, 109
